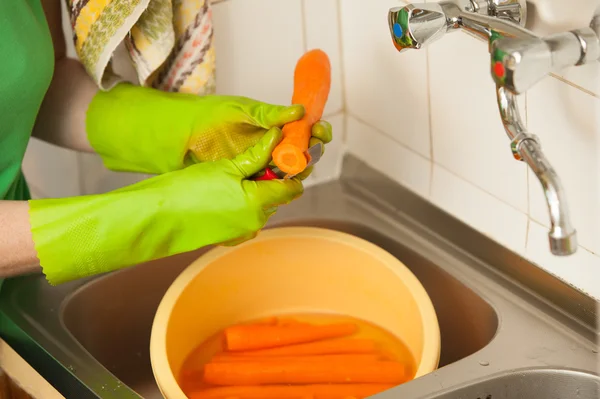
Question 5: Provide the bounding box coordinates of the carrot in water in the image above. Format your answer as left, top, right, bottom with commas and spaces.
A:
229, 338, 378, 356
276, 317, 311, 326
272, 49, 331, 176
218, 396, 313, 399
221, 396, 313, 399
188, 384, 395, 399
224, 322, 357, 351
210, 354, 384, 364
203, 360, 407, 385
255, 316, 279, 325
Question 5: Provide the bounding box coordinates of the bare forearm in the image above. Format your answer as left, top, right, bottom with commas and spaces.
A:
32, 58, 98, 152
0, 202, 42, 277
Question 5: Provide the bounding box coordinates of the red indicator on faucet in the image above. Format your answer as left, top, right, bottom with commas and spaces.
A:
493, 61, 505, 79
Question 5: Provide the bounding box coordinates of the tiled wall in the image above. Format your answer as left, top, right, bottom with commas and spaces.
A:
22, 0, 599, 298
339, 0, 600, 299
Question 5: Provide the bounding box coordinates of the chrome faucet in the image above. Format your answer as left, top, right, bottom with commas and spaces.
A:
495, 87, 577, 256
388, 0, 531, 52
388, 0, 600, 256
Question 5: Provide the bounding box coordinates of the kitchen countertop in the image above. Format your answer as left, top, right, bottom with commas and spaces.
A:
0, 338, 63, 399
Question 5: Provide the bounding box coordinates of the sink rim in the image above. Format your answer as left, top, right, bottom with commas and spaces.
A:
425, 366, 600, 399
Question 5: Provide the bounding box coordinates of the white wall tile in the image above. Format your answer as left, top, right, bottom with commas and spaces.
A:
27, 184, 45, 200
428, 33, 529, 213
430, 165, 528, 254
340, 0, 431, 158
311, 113, 344, 183
60, 0, 77, 59
526, 221, 600, 300
303, 0, 344, 115
212, 0, 304, 105
346, 115, 431, 198
301, 172, 317, 188
527, 77, 600, 255
77, 153, 150, 195
556, 64, 600, 98
525, 0, 599, 35
21, 138, 81, 198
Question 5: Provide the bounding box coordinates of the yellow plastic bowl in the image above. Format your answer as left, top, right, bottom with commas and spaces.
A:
150, 227, 441, 398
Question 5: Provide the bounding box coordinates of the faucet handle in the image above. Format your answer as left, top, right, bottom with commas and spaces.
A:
389, 3, 448, 52
490, 28, 600, 94
490, 10, 600, 94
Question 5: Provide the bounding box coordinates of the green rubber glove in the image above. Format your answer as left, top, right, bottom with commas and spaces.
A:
86, 83, 333, 176
29, 128, 303, 285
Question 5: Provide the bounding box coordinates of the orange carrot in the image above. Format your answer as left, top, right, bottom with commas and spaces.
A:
188, 384, 395, 399
210, 354, 384, 364
217, 396, 313, 399
224, 323, 357, 351
272, 49, 331, 176
229, 338, 377, 356
276, 317, 310, 326
203, 360, 407, 385
221, 397, 313, 399
255, 316, 279, 325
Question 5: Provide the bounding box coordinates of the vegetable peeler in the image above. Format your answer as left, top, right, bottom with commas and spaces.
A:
253, 142, 323, 181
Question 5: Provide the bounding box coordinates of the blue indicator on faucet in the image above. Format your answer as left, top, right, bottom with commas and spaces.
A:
393, 23, 403, 38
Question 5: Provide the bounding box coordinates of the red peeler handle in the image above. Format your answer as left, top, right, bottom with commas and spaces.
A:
253, 167, 279, 181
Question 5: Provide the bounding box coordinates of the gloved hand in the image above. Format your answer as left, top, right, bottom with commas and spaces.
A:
86, 83, 333, 177
29, 128, 303, 285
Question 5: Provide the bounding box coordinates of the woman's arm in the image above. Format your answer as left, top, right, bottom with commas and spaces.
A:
32, 0, 97, 152
0, 1, 82, 278
0, 202, 41, 277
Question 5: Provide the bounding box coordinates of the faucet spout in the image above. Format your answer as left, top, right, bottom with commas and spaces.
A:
496, 87, 577, 256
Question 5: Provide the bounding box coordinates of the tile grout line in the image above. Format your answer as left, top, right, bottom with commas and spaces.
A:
75, 153, 86, 196
299, 0, 313, 180
435, 161, 528, 215
524, 90, 531, 252
347, 112, 431, 162
425, 46, 435, 198
524, 218, 530, 252
335, 0, 349, 121
347, 111, 530, 216
300, 0, 308, 53
334, 0, 350, 182
25, 181, 49, 200
319, 110, 345, 182
550, 73, 599, 99
334, 114, 348, 179
323, 110, 344, 119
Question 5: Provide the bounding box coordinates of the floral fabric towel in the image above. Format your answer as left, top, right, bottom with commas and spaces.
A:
66, 0, 216, 95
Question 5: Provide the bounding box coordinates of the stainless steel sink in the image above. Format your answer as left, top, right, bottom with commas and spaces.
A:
431, 368, 600, 399
0, 155, 597, 399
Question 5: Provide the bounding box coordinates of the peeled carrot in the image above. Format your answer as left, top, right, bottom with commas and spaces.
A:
188, 384, 395, 399
272, 49, 331, 176
224, 323, 357, 351
229, 338, 377, 356
203, 360, 407, 385
210, 354, 384, 364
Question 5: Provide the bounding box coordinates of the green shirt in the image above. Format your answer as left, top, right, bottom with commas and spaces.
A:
0, 0, 55, 201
